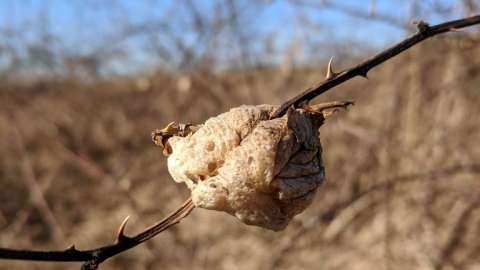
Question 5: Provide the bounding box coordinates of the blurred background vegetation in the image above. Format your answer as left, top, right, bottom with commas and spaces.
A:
0, 1, 479, 269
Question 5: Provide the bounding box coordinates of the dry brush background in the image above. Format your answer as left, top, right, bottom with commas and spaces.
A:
0, 1, 480, 270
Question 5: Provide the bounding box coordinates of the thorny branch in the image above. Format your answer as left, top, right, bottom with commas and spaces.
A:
0, 199, 194, 270
0, 14, 479, 270
270, 14, 480, 118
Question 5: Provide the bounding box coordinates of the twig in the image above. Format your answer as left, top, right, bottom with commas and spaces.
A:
270, 14, 480, 119
0, 198, 194, 270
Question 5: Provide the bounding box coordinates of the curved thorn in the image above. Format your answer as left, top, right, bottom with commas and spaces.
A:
326, 57, 336, 80
65, 244, 76, 251
116, 216, 130, 242
360, 70, 369, 79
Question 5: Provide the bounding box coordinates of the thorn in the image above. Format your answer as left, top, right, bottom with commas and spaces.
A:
326, 57, 337, 80
359, 70, 369, 79
116, 216, 130, 242
65, 244, 77, 251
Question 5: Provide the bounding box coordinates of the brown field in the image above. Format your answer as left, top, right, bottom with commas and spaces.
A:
0, 36, 479, 270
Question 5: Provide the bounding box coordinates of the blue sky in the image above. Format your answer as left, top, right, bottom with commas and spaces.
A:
0, 0, 472, 74
0, 1, 405, 45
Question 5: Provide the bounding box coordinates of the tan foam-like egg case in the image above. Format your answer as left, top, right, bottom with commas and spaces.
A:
167, 105, 325, 231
